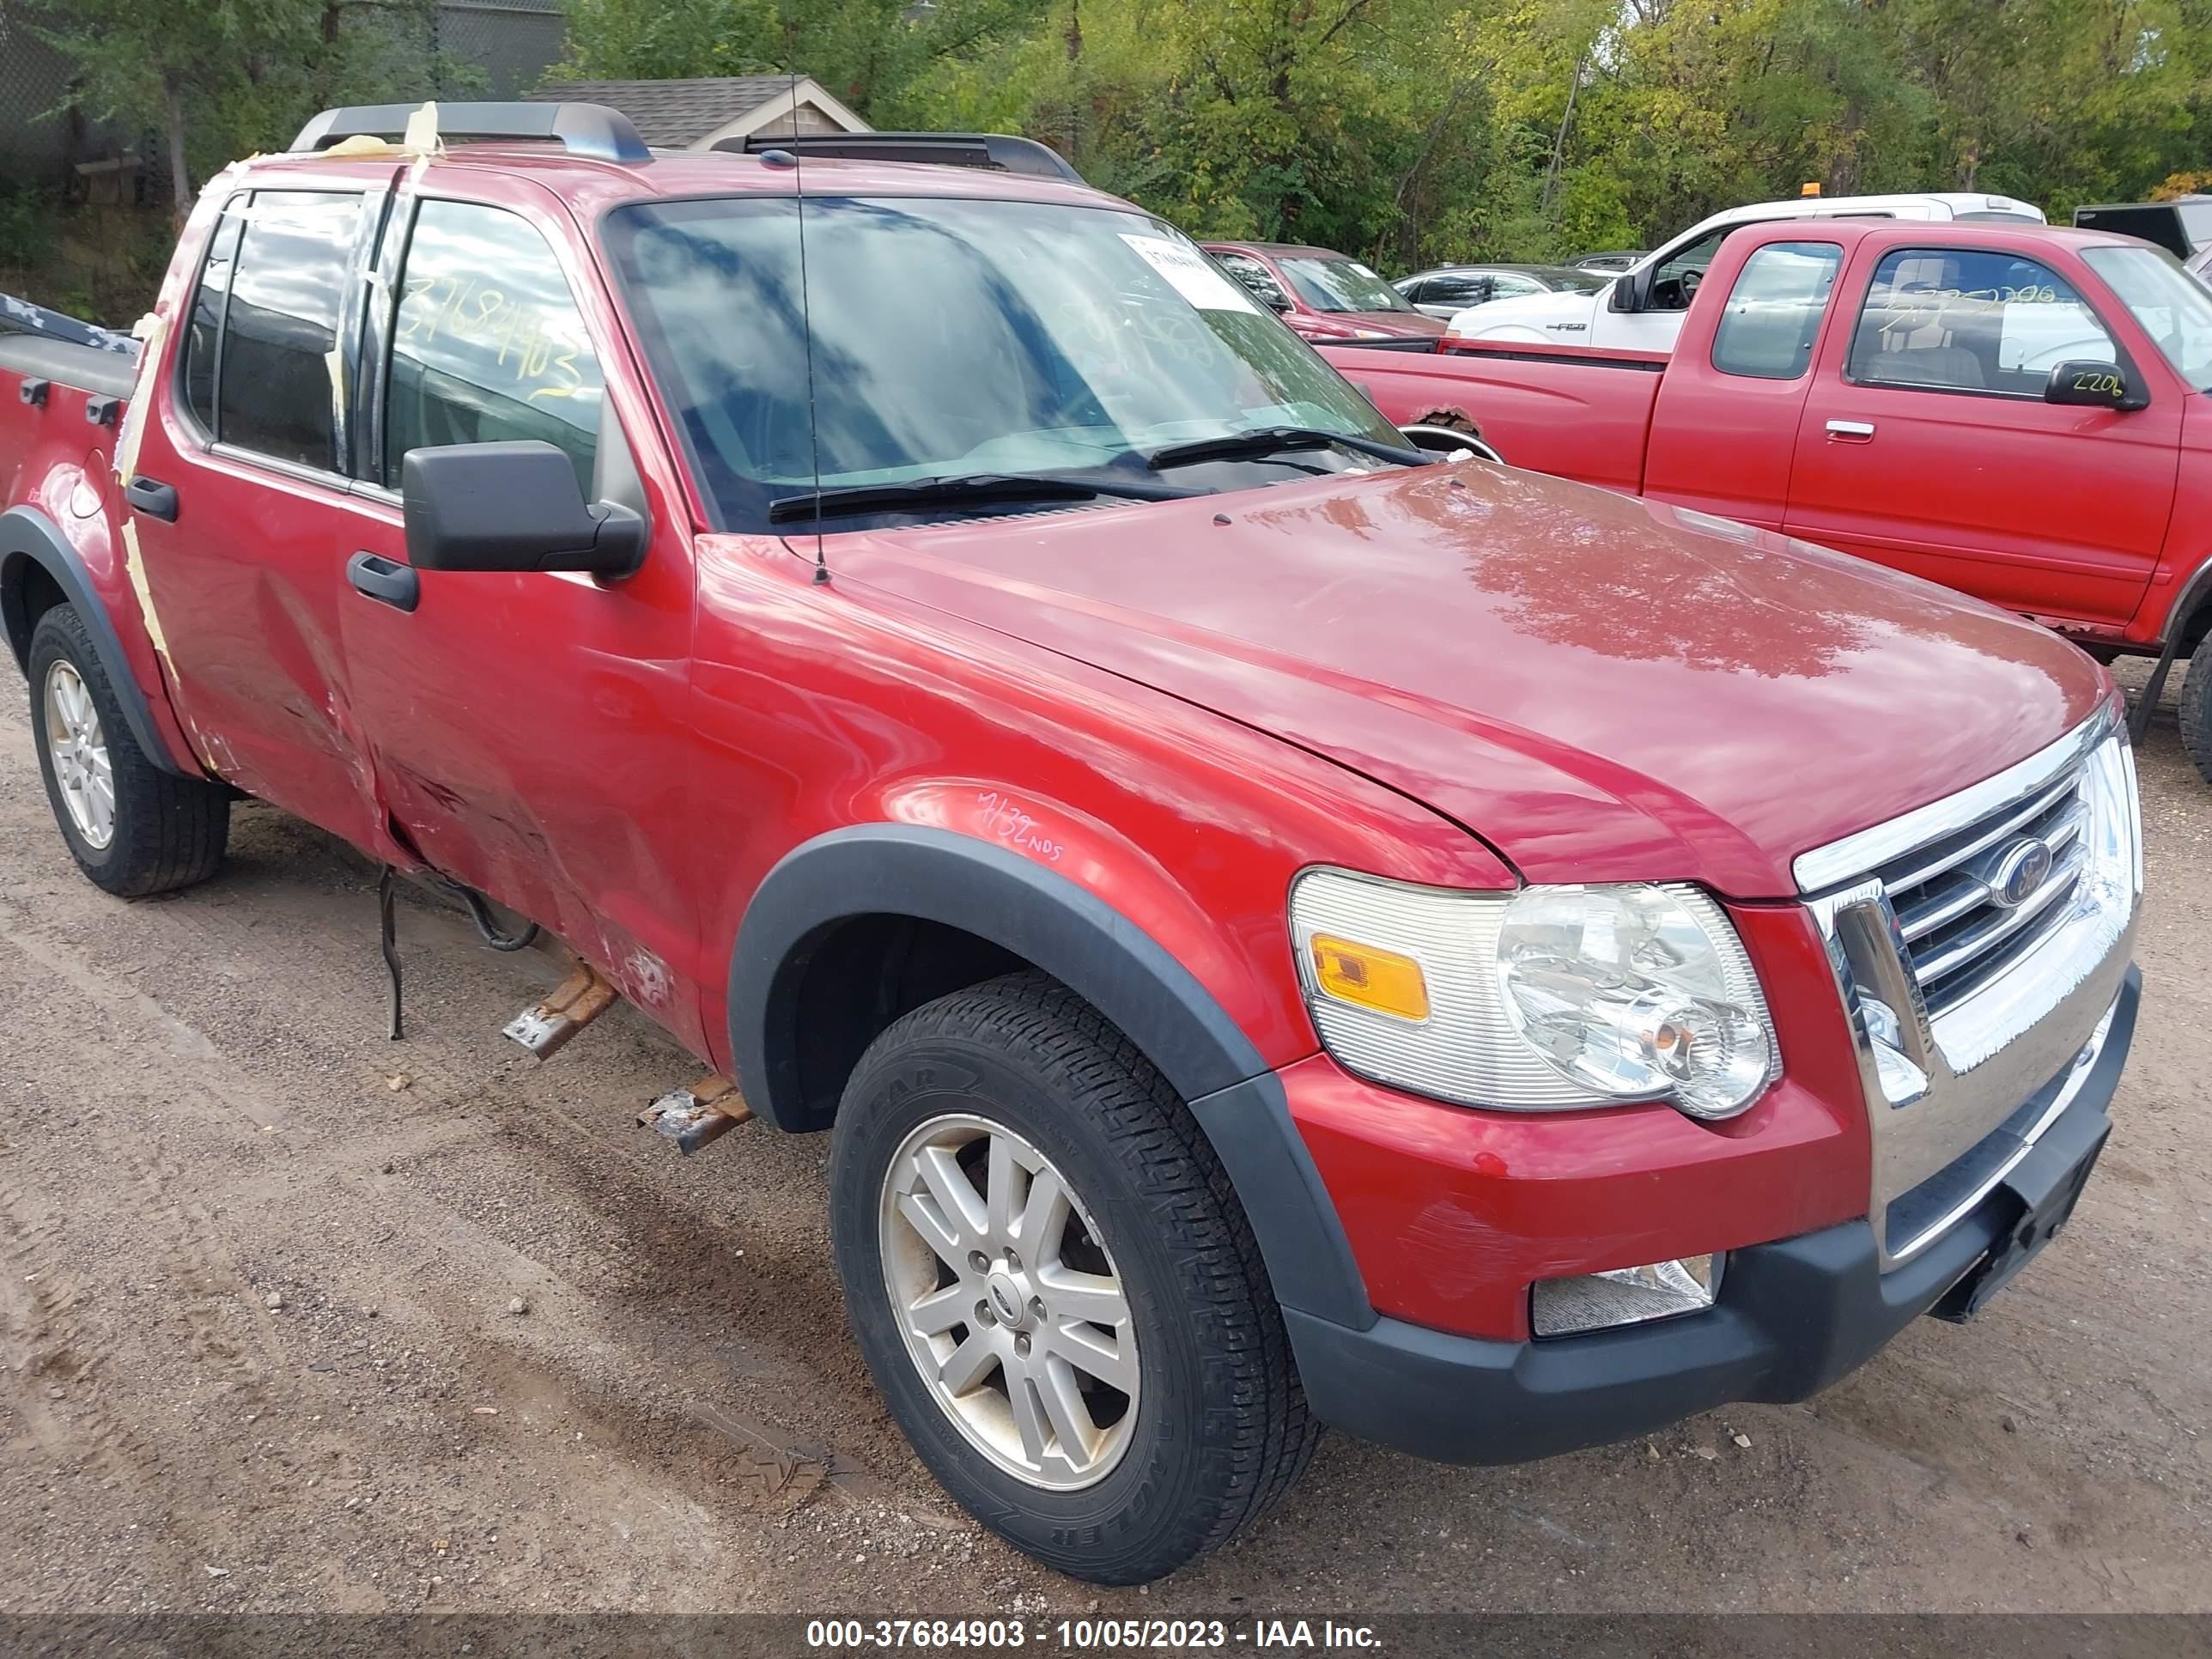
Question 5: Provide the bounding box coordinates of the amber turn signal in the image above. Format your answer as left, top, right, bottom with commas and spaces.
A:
1308, 934, 1431, 1022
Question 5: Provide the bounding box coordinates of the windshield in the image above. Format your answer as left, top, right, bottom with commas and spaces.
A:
2081, 244, 2212, 390
605, 198, 1410, 531
1275, 255, 1414, 314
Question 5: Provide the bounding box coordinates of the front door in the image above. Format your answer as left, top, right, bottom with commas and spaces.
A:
1786, 241, 2180, 630
336, 186, 708, 1049
125, 179, 398, 850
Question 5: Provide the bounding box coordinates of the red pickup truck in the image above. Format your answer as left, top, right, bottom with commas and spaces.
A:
1326, 219, 2212, 776
0, 105, 2145, 1585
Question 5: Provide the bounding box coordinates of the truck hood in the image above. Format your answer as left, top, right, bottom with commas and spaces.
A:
830, 464, 2107, 897
1447, 289, 1601, 342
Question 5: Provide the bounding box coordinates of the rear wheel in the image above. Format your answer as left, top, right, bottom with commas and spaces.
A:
829, 971, 1317, 1583
27, 604, 229, 896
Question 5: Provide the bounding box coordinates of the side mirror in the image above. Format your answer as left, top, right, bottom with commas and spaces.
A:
402, 441, 648, 576
2045, 361, 2146, 412
1609, 270, 1650, 314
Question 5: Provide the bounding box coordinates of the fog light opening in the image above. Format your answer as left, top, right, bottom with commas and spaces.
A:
1531, 1253, 1723, 1338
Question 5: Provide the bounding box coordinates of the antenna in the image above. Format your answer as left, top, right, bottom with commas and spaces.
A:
781, 68, 830, 586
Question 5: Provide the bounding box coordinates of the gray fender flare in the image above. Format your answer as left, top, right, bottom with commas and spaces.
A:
2, 505, 192, 775
727, 823, 1376, 1329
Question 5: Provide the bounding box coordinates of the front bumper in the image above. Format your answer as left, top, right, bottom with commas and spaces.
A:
1285, 965, 2136, 1466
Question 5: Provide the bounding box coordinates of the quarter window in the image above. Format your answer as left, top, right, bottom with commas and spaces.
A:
211, 191, 363, 469
384, 199, 604, 496
1212, 252, 1288, 308
1848, 247, 2118, 396
1710, 241, 1842, 380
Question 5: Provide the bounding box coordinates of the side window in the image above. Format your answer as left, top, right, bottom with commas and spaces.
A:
1710, 241, 1843, 380
1490, 273, 1540, 300
216, 191, 362, 469
1213, 252, 1288, 308
1435, 275, 1492, 306
385, 198, 604, 495
1650, 228, 1733, 310
1848, 247, 2118, 396
178, 204, 245, 434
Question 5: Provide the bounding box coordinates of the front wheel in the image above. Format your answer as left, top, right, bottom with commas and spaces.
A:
829, 972, 1317, 1583
27, 604, 229, 896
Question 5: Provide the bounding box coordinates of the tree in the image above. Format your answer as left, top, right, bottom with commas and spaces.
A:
39, 0, 472, 222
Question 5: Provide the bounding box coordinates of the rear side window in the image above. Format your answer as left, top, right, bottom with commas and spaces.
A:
1847, 247, 2118, 396
384, 199, 603, 496
216, 191, 363, 469
178, 204, 245, 434
1710, 241, 1842, 380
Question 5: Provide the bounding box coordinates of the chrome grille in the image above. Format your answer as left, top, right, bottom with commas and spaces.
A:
1875, 762, 2091, 1015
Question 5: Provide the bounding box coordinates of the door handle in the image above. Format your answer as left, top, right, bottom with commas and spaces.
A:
125, 475, 179, 522
1826, 420, 1876, 442
347, 551, 421, 613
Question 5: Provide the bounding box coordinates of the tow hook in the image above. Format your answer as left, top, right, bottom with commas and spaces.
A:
502, 954, 618, 1059
638, 1075, 754, 1153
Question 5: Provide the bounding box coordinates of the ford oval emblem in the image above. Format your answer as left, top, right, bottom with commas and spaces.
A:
1990, 837, 2055, 908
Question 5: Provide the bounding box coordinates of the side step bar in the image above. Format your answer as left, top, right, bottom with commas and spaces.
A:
639, 1076, 754, 1154
502, 956, 618, 1059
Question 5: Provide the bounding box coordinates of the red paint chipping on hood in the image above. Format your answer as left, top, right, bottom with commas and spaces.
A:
828, 464, 2108, 897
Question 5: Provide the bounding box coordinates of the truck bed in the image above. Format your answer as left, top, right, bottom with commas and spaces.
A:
1320, 340, 1662, 495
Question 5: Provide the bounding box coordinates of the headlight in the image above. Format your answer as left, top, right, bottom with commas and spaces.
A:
1290, 871, 1778, 1119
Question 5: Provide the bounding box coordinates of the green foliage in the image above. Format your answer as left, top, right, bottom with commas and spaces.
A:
35, 0, 481, 214
562, 0, 2212, 270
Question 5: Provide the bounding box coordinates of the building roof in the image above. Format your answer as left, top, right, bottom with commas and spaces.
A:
523, 76, 866, 149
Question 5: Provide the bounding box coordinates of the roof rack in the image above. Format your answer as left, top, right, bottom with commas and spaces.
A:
718, 131, 1084, 184
290, 101, 651, 165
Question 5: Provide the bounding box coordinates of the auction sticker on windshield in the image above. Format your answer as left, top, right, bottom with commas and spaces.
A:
1121, 234, 1261, 313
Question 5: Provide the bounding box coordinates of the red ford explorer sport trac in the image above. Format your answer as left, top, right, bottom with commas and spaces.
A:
0, 103, 2143, 1585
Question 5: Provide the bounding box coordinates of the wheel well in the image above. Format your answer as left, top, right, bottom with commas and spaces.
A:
3, 553, 69, 671
779, 914, 1030, 1131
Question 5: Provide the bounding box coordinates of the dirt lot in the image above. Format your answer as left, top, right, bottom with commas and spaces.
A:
0, 661, 2206, 1622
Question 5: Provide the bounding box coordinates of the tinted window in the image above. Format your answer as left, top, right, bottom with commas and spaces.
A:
1711, 241, 1842, 380
1426, 275, 1491, 305
606, 197, 1410, 533
1849, 247, 2116, 395
179, 204, 243, 434
385, 199, 603, 495
216, 191, 362, 469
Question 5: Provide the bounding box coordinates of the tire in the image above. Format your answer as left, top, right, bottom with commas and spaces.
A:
27, 604, 229, 897
830, 971, 1318, 1584
2179, 652, 2212, 787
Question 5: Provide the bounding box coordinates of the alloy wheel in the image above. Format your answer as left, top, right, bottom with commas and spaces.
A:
878, 1113, 1140, 1490
43, 659, 115, 850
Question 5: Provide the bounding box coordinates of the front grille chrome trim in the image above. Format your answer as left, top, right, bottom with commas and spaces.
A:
1793, 710, 2113, 895
1796, 705, 2138, 1271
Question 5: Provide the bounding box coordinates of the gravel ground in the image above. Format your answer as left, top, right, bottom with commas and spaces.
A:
0, 657, 2204, 1620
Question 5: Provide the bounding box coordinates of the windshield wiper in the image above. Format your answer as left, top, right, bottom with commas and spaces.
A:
767, 471, 1201, 525
1141, 424, 1431, 472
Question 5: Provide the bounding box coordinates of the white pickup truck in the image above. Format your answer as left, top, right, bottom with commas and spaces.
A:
1449, 191, 2045, 352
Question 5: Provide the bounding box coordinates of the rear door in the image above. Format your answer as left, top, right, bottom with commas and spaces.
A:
336, 182, 710, 1047
1644, 236, 1845, 529
1786, 238, 2180, 629
125, 177, 399, 849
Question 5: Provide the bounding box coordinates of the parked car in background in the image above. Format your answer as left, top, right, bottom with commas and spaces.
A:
2072, 196, 2211, 262
1573, 250, 1646, 271
1328, 218, 2212, 778
1203, 241, 1445, 341
3, 103, 2144, 1590
1452, 191, 2045, 354
1394, 264, 1612, 319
